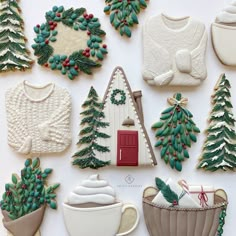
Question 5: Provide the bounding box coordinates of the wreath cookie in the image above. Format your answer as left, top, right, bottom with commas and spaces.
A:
32, 6, 108, 80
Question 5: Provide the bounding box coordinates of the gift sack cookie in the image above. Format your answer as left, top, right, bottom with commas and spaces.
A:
212, 1, 236, 66
62, 174, 139, 236
142, 14, 207, 86
142, 177, 228, 236
0, 158, 60, 236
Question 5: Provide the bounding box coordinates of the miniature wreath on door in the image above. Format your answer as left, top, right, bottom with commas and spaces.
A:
32, 6, 108, 80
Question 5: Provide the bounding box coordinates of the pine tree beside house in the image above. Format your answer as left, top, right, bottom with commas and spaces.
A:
198, 74, 236, 171
0, 0, 33, 72
73, 86, 111, 169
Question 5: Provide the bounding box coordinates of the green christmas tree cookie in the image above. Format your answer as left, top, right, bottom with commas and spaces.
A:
152, 93, 200, 172
0, 0, 33, 72
32, 6, 108, 80
73, 86, 110, 169
104, 0, 148, 37
198, 74, 236, 171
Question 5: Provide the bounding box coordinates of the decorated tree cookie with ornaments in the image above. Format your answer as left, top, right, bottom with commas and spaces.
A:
212, 1, 236, 66
142, 177, 228, 236
152, 93, 200, 172
198, 74, 236, 171
32, 6, 108, 80
62, 174, 139, 236
0, 158, 60, 236
0, 0, 33, 72
104, 0, 149, 37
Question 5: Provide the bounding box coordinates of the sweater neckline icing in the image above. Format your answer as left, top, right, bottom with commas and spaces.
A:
22, 80, 55, 102
160, 13, 191, 33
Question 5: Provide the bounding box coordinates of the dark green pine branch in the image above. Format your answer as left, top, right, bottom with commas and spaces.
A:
73, 86, 110, 169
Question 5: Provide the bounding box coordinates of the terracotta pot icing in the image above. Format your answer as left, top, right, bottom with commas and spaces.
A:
2, 205, 45, 236
62, 202, 139, 236
142, 189, 227, 236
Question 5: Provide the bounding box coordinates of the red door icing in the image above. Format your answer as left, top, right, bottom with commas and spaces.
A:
117, 130, 138, 166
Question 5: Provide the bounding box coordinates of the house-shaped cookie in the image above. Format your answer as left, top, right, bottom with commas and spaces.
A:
96, 67, 157, 167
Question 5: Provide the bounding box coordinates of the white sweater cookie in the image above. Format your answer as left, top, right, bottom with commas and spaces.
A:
6, 81, 72, 155
142, 14, 208, 86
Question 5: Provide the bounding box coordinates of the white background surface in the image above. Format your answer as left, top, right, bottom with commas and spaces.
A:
0, 0, 236, 235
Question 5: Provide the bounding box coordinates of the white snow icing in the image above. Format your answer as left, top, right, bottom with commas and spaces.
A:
212, 111, 225, 118
224, 137, 235, 144
2, 59, 19, 65
215, 160, 233, 168
0, 27, 24, 36
14, 54, 32, 62
211, 143, 225, 152
201, 162, 208, 167
212, 121, 233, 131
2, 10, 13, 15
2, 18, 20, 26
0, 3, 10, 11
225, 147, 235, 155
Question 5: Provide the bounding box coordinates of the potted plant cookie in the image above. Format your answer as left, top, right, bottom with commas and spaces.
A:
0, 158, 60, 236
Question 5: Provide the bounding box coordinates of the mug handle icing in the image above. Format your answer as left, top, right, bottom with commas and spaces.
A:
116, 204, 139, 236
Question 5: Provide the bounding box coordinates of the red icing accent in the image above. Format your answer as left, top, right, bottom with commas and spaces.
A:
53, 22, 57, 27
87, 31, 91, 35
56, 13, 61, 17
102, 44, 107, 49
37, 175, 42, 179
74, 65, 79, 70
85, 53, 90, 57
36, 24, 40, 28
83, 13, 88, 18
65, 58, 70, 63
45, 63, 49, 67
85, 48, 90, 52
89, 14, 94, 19
45, 39, 49, 44
173, 200, 178, 206
117, 130, 139, 166
50, 26, 54, 30
49, 21, 53, 25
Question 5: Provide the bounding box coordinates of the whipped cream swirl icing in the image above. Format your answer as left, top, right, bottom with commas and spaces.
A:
67, 174, 116, 205
216, 1, 236, 23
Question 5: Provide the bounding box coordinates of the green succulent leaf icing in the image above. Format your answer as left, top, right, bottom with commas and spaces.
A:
104, 0, 148, 37
152, 93, 200, 172
0, 158, 60, 220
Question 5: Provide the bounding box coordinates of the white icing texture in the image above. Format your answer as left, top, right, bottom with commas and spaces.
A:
67, 175, 116, 205
216, 1, 236, 23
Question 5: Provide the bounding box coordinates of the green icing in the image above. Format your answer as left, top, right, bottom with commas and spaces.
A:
0, 158, 60, 220
104, 0, 148, 38
0, 0, 33, 72
32, 6, 108, 80
110, 89, 126, 105
217, 207, 227, 236
152, 93, 200, 172
198, 74, 236, 172
73, 86, 111, 169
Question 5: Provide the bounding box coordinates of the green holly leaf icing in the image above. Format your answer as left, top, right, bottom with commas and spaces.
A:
155, 178, 179, 206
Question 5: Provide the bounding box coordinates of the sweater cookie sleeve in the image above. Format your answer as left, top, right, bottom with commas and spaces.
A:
190, 28, 208, 80
5, 90, 32, 154
142, 22, 174, 86
38, 90, 72, 147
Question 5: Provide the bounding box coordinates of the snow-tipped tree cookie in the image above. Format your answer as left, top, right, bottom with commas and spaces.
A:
32, 6, 108, 80
104, 0, 148, 38
0, 0, 33, 72
152, 93, 200, 172
73, 86, 110, 169
198, 74, 236, 171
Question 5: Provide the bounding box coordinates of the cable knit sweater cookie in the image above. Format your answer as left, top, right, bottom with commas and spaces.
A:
142, 14, 208, 86
5, 81, 72, 155
212, 1, 236, 66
